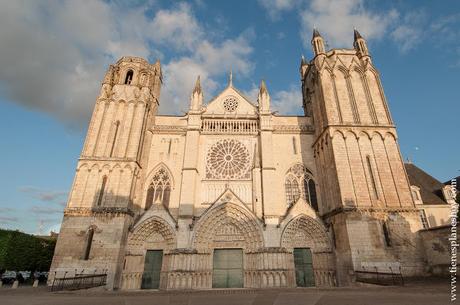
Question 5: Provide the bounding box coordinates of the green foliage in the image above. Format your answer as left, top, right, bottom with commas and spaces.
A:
0, 229, 56, 272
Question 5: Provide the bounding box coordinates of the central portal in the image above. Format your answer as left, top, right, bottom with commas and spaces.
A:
212, 249, 243, 288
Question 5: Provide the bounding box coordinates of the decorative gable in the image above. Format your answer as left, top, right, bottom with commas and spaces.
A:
210, 187, 252, 213
204, 85, 257, 116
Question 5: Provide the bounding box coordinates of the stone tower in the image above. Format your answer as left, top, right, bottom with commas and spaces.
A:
49, 57, 162, 289
300, 29, 424, 284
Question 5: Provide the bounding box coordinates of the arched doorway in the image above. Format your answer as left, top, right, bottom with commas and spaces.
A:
192, 202, 264, 288
121, 216, 176, 289
281, 215, 336, 287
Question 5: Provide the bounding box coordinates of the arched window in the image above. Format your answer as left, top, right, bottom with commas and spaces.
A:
308, 179, 318, 211
145, 186, 155, 210
96, 176, 107, 206
145, 166, 172, 210
124, 70, 134, 84
285, 175, 300, 206
292, 137, 297, 154
382, 222, 392, 247
366, 155, 379, 199
154, 184, 163, 203
109, 121, 120, 157
162, 186, 171, 208
83, 227, 94, 260
285, 164, 318, 211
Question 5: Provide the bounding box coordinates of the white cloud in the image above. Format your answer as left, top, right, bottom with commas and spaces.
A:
391, 10, 427, 53
243, 84, 260, 103
0, 1, 143, 128
161, 58, 216, 114
0, 1, 256, 127
300, 0, 398, 48
257, 0, 301, 20
391, 25, 422, 54
148, 3, 203, 51
243, 83, 303, 115
271, 85, 303, 115
258, 0, 459, 56
160, 31, 254, 114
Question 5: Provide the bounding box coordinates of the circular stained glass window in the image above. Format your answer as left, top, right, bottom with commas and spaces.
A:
206, 139, 251, 180
223, 96, 239, 112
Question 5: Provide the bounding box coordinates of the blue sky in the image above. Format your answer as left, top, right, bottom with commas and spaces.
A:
0, 0, 459, 234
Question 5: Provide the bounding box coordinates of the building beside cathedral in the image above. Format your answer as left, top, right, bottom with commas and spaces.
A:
49, 30, 453, 290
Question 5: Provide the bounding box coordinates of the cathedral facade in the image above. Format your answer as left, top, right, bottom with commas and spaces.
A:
50, 30, 427, 290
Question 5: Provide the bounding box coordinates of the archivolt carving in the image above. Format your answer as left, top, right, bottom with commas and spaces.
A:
281, 215, 331, 253
192, 202, 263, 252
128, 216, 176, 248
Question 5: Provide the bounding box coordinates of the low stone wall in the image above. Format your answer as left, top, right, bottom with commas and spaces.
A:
419, 225, 456, 277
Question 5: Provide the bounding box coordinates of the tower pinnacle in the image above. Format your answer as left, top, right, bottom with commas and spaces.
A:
193, 75, 202, 94
311, 28, 326, 56
353, 28, 363, 40
190, 75, 203, 111
258, 80, 270, 113
353, 28, 370, 58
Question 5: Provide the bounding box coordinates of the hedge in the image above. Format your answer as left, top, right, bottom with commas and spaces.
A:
0, 229, 56, 272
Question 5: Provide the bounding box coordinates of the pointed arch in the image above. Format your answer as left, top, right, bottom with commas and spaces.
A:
284, 163, 318, 211
192, 202, 264, 252
144, 163, 173, 210
128, 216, 176, 249
146, 163, 175, 187
281, 214, 331, 252
285, 174, 300, 206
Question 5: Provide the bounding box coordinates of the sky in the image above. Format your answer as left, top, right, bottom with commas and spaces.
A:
0, 0, 459, 234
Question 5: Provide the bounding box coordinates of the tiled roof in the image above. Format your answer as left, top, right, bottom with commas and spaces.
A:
405, 163, 447, 205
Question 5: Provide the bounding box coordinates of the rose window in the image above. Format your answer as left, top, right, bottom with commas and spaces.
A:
206, 139, 251, 179
223, 96, 239, 112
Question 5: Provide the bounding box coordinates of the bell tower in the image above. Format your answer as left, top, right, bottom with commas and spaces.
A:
50, 57, 162, 289
300, 30, 424, 284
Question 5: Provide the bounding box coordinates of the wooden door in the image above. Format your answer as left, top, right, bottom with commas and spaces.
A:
212, 249, 243, 288
141, 250, 163, 289
293, 248, 315, 287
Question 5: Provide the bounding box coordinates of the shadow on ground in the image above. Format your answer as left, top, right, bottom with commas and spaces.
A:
0, 278, 452, 305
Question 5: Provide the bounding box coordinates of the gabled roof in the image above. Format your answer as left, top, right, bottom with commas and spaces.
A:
203, 84, 257, 116
405, 163, 447, 205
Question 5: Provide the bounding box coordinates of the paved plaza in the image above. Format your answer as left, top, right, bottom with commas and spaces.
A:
0, 280, 453, 305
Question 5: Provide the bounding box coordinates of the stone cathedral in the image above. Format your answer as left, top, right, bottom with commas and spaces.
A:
50, 30, 428, 290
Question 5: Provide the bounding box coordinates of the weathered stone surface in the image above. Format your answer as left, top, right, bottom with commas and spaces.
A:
50, 35, 449, 290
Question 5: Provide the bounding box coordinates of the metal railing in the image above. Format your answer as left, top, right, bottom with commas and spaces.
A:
355, 266, 404, 286
51, 273, 107, 291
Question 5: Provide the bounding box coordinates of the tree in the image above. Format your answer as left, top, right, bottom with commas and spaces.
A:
0, 229, 56, 272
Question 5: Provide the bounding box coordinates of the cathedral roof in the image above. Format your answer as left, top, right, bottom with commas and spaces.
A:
405, 163, 448, 205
